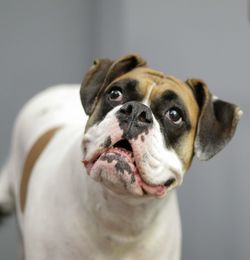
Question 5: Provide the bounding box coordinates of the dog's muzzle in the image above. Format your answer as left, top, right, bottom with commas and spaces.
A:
82, 102, 181, 197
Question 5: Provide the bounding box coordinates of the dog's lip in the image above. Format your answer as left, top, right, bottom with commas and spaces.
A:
82, 149, 104, 172
83, 139, 133, 170
134, 170, 165, 197
82, 146, 133, 176
82, 139, 168, 196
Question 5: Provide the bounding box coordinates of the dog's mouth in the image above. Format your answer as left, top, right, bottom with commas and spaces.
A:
114, 139, 133, 152
83, 139, 134, 171
83, 139, 169, 197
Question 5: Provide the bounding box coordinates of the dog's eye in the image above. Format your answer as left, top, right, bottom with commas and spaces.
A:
166, 108, 183, 125
108, 88, 123, 102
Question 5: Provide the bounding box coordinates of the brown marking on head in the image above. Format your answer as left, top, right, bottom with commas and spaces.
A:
148, 76, 199, 168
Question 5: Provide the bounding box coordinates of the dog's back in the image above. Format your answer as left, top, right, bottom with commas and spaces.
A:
0, 85, 84, 228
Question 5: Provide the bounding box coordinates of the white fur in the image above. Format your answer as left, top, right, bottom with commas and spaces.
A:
82, 105, 123, 161
131, 116, 184, 187
1, 85, 182, 260
142, 82, 155, 106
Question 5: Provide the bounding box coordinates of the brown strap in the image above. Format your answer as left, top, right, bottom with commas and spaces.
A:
20, 127, 61, 213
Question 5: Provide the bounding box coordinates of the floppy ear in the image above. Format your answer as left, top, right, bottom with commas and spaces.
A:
80, 54, 146, 115
186, 79, 242, 161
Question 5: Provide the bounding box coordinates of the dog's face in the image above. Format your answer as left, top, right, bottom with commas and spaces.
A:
81, 54, 242, 197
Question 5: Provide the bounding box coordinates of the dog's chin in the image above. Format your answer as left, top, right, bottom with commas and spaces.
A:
83, 142, 168, 198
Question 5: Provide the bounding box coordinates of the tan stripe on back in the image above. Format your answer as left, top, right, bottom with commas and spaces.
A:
20, 127, 61, 213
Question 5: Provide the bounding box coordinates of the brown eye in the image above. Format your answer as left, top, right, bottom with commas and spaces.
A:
166, 108, 183, 125
109, 89, 123, 102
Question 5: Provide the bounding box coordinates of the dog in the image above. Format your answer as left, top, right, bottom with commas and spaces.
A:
0, 54, 242, 259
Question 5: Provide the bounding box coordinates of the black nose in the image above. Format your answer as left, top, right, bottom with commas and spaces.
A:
116, 101, 153, 139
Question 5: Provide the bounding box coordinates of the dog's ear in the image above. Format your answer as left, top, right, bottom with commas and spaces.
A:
80, 54, 146, 115
186, 79, 242, 160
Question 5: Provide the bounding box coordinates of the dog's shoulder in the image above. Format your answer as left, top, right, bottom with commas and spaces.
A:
15, 85, 84, 149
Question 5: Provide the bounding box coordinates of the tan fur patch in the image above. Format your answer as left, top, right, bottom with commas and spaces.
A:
20, 127, 61, 212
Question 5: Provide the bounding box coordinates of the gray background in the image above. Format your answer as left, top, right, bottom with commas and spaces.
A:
0, 0, 249, 259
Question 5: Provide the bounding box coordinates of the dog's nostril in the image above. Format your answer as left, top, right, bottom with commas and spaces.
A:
138, 111, 152, 124
138, 111, 147, 122
164, 178, 176, 188
120, 104, 133, 115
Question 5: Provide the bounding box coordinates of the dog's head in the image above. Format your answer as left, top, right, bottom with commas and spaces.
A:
81, 54, 242, 197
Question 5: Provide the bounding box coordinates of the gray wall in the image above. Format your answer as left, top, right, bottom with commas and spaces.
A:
0, 1, 249, 259
0, 1, 93, 259
122, 1, 250, 260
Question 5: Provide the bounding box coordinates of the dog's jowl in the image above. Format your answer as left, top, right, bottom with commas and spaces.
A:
0, 54, 242, 260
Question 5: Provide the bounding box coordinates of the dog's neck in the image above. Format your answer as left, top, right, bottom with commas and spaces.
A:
85, 177, 178, 240
69, 132, 181, 244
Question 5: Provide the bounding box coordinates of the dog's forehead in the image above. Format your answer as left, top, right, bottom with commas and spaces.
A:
115, 67, 199, 124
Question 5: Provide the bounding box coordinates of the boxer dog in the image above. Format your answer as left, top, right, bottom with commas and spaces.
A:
0, 54, 242, 259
